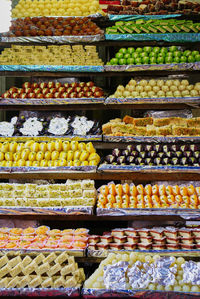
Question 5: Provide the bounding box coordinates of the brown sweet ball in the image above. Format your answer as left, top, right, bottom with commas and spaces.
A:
45, 29, 53, 36
30, 29, 37, 36
15, 30, 23, 36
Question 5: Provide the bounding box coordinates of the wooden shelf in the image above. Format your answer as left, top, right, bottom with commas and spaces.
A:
0, 170, 200, 181
0, 70, 198, 78
0, 102, 198, 111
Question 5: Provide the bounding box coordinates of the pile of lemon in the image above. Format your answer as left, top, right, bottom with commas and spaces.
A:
0, 140, 100, 167
12, 0, 104, 17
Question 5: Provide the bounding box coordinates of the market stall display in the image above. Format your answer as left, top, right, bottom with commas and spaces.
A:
12, 0, 104, 18
108, 79, 200, 100
0, 226, 88, 250
107, 0, 200, 15
102, 116, 200, 137
1, 81, 104, 99
107, 46, 200, 66
84, 252, 200, 292
97, 182, 200, 208
0, 250, 85, 288
0, 140, 100, 167
0, 180, 96, 207
88, 226, 200, 251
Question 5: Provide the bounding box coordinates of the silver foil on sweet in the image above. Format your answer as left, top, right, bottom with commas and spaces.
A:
182, 261, 200, 285
103, 261, 128, 290
128, 261, 151, 289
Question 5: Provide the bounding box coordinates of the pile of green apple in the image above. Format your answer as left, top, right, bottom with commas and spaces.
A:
107, 46, 200, 65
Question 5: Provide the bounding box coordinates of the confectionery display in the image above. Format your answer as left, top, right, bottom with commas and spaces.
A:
12, 0, 104, 18
0, 180, 96, 207
109, 79, 200, 99
107, 0, 200, 15
6, 17, 103, 37
107, 46, 200, 65
0, 114, 101, 137
0, 45, 103, 66
84, 252, 200, 292
106, 19, 200, 35
88, 226, 200, 251
1, 81, 104, 99
0, 140, 100, 167
103, 115, 200, 136
97, 182, 200, 208
0, 251, 85, 288
0, 226, 88, 250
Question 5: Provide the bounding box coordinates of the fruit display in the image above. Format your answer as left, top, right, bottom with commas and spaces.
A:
0, 114, 101, 137
106, 19, 200, 35
0, 226, 88, 250
6, 17, 103, 37
0, 180, 96, 207
107, 46, 200, 65
88, 226, 200, 251
102, 143, 200, 167
107, 0, 200, 15
1, 81, 104, 99
103, 115, 200, 136
0, 140, 100, 167
97, 182, 200, 209
109, 79, 200, 99
84, 252, 200, 292
0, 45, 103, 66
12, 0, 104, 18
0, 250, 85, 288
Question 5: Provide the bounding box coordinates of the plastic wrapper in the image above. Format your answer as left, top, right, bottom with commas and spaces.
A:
103, 135, 200, 143
145, 109, 193, 118
105, 97, 200, 105
0, 165, 96, 173
0, 248, 85, 257
0, 135, 102, 142
108, 14, 181, 21
1, 34, 105, 44
0, 206, 94, 216
0, 287, 80, 297
0, 65, 104, 72
98, 164, 200, 172
88, 249, 200, 258
104, 62, 200, 72
96, 207, 200, 220
0, 98, 105, 105
82, 288, 200, 298
105, 33, 200, 43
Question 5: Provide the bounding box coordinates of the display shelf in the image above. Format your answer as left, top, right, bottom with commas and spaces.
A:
0, 102, 198, 111
0, 70, 198, 77
0, 170, 200, 181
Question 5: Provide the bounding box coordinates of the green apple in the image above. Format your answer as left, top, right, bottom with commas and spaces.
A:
173, 57, 180, 63
183, 50, 191, 57
192, 50, 199, 56
166, 52, 173, 57
110, 58, 119, 65
143, 46, 152, 53
135, 57, 142, 64
127, 47, 135, 54
165, 56, 173, 63
173, 51, 181, 57
119, 58, 127, 65
142, 57, 149, 64
169, 46, 178, 52
140, 52, 148, 58
157, 57, 164, 64
180, 56, 187, 63
119, 48, 127, 54
149, 52, 157, 58
132, 52, 140, 59
115, 52, 124, 59
188, 55, 195, 63
160, 47, 168, 55
195, 54, 200, 61
150, 57, 157, 64
135, 47, 143, 53
152, 47, 160, 54
124, 53, 131, 59
127, 58, 135, 65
